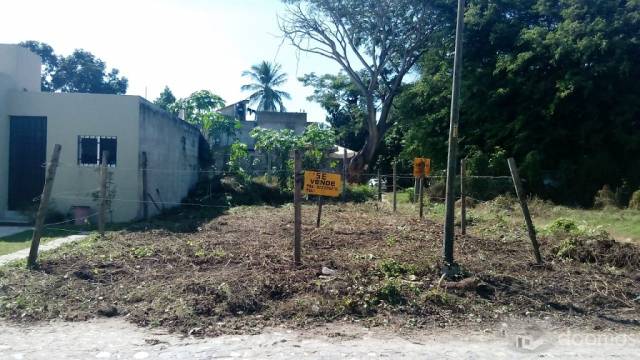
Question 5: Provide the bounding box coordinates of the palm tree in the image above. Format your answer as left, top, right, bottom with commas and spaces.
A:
241, 61, 291, 112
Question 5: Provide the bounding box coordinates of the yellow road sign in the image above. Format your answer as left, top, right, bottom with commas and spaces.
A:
413, 158, 431, 177
304, 171, 342, 197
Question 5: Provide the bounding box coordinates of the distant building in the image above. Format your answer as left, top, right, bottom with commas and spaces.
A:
0, 44, 200, 223
214, 100, 309, 172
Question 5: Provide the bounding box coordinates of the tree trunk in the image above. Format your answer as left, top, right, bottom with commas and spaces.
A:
348, 99, 393, 176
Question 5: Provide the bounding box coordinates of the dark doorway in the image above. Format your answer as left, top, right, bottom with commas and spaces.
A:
8, 116, 47, 210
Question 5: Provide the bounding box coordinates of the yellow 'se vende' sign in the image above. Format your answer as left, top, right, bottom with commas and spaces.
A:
413, 158, 431, 177
304, 171, 342, 197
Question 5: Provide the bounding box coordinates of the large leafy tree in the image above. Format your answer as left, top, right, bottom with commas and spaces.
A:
280, 0, 450, 174
241, 61, 291, 112
19, 41, 128, 94
299, 72, 367, 151
398, 0, 640, 205
154, 86, 177, 112
52, 49, 128, 94
169, 90, 235, 140
19, 41, 58, 91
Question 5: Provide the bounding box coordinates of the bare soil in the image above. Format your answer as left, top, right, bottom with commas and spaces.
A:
0, 202, 638, 336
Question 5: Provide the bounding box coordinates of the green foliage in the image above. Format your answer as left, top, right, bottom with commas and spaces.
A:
629, 190, 640, 210
544, 218, 580, 236
555, 238, 579, 259
344, 184, 376, 203
154, 86, 177, 112
250, 124, 336, 188
20, 41, 128, 94
241, 61, 291, 112
593, 185, 617, 209
375, 279, 406, 306
378, 259, 416, 278
227, 142, 249, 178
299, 72, 367, 151
395, 0, 640, 206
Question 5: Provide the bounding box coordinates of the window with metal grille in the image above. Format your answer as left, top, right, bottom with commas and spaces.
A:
78, 136, 117, 166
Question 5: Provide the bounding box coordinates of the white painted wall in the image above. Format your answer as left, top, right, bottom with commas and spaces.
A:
7, 92, 142, 222
0, 43, 39, 219
138, 101, 200, 218
0, 44, 41, 92
0, 74, 17, 218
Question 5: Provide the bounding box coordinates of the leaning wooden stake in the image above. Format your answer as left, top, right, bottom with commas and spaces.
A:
293, 149, 303, 266
460, 159, 467, 235
27, 144, 62, 269
392, 161, 397, 212
508, 157, 543, 264
98, 151, 109, 238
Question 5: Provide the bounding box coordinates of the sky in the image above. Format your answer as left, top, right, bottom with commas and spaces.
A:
0, 0, 342, 122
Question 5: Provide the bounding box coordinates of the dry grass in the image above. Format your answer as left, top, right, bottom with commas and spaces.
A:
0, 202, 639, 336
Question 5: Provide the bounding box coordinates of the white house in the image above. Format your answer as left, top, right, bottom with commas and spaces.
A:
0, 44, 201, 223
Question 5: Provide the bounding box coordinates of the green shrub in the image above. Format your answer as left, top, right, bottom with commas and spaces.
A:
593, 185, 616, 209
401, 187, 415, 203
555, 238, 578, 258
629, 190, 640, 210
344, 184, 376, 203
378, 259, 416, 278
544, 218, 580, 235
375, 279, 406, 305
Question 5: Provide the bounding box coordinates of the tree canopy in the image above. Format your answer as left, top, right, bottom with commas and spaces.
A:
19, 41, 128, 94
154, 86, 177, 112
395, 0, 640, 205
281, 0, 450, 174
241, 61, 291, 112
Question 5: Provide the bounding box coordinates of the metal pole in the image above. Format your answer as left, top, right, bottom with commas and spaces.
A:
293, 149, 302, 266
460, 158, 467, 235
442, 0, 465, 277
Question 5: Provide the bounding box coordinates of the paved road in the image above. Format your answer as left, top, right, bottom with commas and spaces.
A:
0, 234, 86, 266
0, 226, 31, 238
0, 318, 638, 359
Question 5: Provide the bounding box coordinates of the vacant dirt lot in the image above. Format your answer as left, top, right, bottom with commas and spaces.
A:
0, 202, 639, 337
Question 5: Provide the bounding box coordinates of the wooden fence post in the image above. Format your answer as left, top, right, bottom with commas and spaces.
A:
141, 152, 149, 220
293, 149, 302, 267
392, 161, 397, 212
460, 158, 467, 235
414, 177, 419, 203
98, 151, 109, 238
27, 144, 62, 269
342, 148, 347, 201
316, 197, 323, 228
419, 163, 425, 219
507, 157, 543, 264
377, 169, 382, 201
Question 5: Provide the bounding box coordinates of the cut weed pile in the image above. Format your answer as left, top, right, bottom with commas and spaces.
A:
1, 202, 639, 336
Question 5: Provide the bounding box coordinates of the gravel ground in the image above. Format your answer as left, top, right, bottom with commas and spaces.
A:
0, 318, 638, 359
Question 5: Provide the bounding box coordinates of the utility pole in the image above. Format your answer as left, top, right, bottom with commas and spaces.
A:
442, 0, 465, 277
293, 149, 302, 267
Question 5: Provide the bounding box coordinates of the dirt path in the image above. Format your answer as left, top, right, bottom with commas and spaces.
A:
0, 234, 86, 266
0, 319, 638, 359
